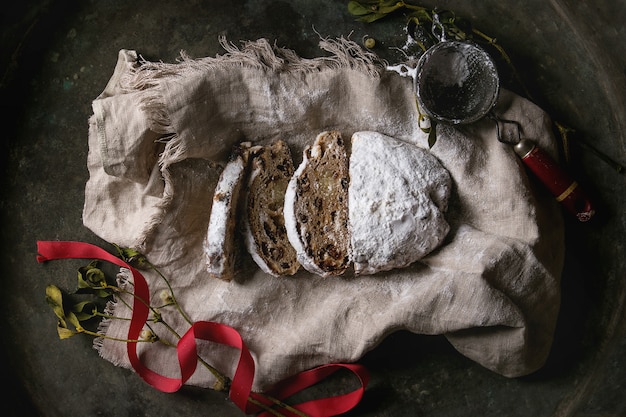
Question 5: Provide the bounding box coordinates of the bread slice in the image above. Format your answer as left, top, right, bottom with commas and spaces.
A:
243, 140, 300, 276
284, 131, 351, 277
204, 143, 253, 281
349, 131, 451, 275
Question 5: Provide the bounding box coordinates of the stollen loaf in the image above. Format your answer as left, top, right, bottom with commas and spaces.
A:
284, 131, 351, 277
203, 143, 252, 281
349, 131, 451, 274
85, 41, 564, 392
243, 140, 300, 276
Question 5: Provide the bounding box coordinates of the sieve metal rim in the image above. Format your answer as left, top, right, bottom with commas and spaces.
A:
415, 40, 500, 125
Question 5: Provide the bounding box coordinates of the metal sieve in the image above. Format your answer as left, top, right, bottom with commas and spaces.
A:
415, 39, 500, 125
407, 15, 594, 221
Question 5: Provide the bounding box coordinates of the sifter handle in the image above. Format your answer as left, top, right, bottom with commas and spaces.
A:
514, 139, 595, 222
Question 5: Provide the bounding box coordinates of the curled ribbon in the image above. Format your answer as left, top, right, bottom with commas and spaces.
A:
37, 241, 369, 417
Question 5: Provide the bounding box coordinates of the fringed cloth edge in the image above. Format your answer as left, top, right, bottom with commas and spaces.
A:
120, 36, 388, 169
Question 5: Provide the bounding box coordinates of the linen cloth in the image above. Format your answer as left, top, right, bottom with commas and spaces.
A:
85, 38, 564, 391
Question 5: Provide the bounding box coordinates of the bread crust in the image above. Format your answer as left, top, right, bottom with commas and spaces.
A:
204, 143, 252, 281
284, 131, 351, 277
243, 140, 300, 276
207, 132, 450, 280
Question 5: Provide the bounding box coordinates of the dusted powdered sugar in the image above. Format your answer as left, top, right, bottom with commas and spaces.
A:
349, 131, 451, 274
88, 43, 565, 391
203, 147, 249, 281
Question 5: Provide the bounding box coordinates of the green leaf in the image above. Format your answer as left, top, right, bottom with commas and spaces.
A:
72, 301, 98, 321
378, 2, 404, 14
113, 244, 148, 267
77, 272, 90, 289
112, 244, 138, 260
348, 0, 374, 16
77, 261, 106, 289
57, 324, 78, 339
437, 9, 456, 24
428, 123, 438, 148
351, 0, 383, 4
85, 267, 105, 284
349, 0, 405, 21
448, 27, 467, 41
66, 311, 83, 331
45, 285, 67, 322
95, 288, 113, 298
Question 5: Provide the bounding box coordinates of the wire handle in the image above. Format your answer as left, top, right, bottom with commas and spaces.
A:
431, 12, 447, 42
490, 114, 595, 221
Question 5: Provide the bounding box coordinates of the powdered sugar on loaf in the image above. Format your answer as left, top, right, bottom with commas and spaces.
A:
204, 130, 452, 279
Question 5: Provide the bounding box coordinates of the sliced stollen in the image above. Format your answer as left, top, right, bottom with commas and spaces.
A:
244, 140, 300, 276
284, 130, 351, 277
204, 143, 253, 281
349, 131, 451, 275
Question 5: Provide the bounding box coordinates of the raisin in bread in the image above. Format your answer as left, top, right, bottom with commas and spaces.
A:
284, 131, 351, 277
349, 131, 451, 275
243, 140, 300, 276
204, 143, 252, 281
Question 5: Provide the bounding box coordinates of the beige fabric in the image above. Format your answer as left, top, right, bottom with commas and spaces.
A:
85, 38, 564, 391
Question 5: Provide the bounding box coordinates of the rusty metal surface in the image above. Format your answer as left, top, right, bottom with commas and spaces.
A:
1, 1, 625, 416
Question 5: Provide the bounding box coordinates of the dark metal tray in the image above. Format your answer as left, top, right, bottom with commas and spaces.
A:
2, 1, 625, 415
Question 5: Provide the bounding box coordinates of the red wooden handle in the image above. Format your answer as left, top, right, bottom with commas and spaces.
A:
514, 139, 595, 222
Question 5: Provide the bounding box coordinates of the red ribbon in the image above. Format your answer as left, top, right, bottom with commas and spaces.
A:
37, 241, 368, 417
